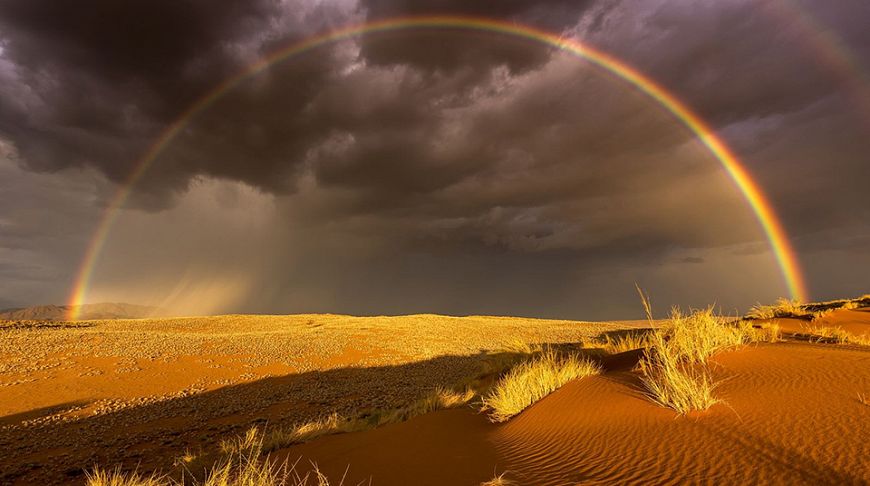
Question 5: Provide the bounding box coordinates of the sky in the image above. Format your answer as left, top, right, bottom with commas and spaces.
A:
0, 0, 868, 319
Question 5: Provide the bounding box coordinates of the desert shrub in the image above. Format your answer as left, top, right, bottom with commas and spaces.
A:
481, 472, 515, 486
636, 305, 779, 414
86, 468, 166, 486
637, 332, 719, 414
803, 326, 870, 346
599, 331, 654, 354
89, 435, 339, 486
659, 307, 749, 363
747, 298, 810, 320
481, 350, 601, 422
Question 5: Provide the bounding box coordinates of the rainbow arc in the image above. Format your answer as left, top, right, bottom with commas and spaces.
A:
66, 16, 809, 319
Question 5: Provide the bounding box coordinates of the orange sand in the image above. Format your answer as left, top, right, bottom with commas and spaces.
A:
278, 312, 870, 485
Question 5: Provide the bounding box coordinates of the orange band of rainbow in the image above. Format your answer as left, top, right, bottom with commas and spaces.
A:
66, 16, 809, 319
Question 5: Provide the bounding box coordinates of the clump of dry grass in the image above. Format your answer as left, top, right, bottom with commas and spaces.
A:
634, 288, 779, 414
243, 386, 478, 454
257, 413, 365, 454
86, 468, 166, 486
739, 321, 782, 344
637, 332, 720, 414
747, 298, 808, 320
747, 294, 869, 322
498, 339, 544, 355
481, 350, 601, 422
599, 331, 654, 354
92, 431, 342, 486
658, 307, 751, 363
802, 326, 870, 346
481, 472, 515, 486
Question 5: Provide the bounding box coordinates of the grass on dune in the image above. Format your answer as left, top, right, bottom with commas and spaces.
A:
86, 468, 166, 486
480, 472, 515, 485
635, 289, 780, 414
802, 325, 870, 346
480, 349, 601, 422
598, 331, 654, 354
229, 386, 478, 455
747, 294, 870, 321
89, 432, 341, 486
637, 331, 720, 414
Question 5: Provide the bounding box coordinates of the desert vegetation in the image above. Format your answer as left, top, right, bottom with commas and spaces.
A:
4, 295, 869, 485
88, 432, 341, 486
747, 294, 870, 321
480, 350, 601, 422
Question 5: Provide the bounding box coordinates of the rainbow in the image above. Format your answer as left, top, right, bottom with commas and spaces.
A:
65, 16, 809, 319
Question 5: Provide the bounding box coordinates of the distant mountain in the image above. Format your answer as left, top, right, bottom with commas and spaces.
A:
0, 303, 157, 321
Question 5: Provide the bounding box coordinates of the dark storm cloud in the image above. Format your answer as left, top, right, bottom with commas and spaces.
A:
357, 0, 598, 74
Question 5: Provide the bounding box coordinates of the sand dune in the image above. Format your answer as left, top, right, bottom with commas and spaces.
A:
2, 306, 868, 485
496, 342, 869, 485
275, 310, 870, 485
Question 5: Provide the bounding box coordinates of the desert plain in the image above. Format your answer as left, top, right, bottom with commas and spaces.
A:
1, 298, 869, 485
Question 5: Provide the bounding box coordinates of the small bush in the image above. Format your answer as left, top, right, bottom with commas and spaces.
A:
481, 350, 601, 422
92, 431, 342, 486
86, 468, 165, 486
803, 326, 870, 346
636, 305, 777, 414
599, 332, 653, 354
481, 472, 515, 486
637, 332, 719, 414
747, 298, 809, 320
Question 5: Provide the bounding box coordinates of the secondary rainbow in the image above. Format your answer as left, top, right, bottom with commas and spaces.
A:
65, 16, 809, 319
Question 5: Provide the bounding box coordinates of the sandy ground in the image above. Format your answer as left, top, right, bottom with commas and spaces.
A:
0, 314, 634, 485
278, 309, 870, 485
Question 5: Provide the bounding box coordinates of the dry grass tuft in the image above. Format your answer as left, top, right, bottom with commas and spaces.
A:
481, 350, 601, 422
86, 468, 166, 486
264, 413, 362, 452
635, 295, 779, 414
747, 294, 870, 321
498, 339, 544, 355
658, 307, 750, 363
248, 386, 478, 454
480, 472, 515, 486
747, 298, 807, 320
93, 431, 344, 486
599, 331, 653, 354
802, 326, 870, 346
637, 332, 720, 414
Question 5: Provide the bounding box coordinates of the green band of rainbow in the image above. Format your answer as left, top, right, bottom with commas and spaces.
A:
65, 16, 809, 319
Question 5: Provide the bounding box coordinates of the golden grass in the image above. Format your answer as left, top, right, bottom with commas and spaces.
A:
92, 431, 342, 486
480, 472, 515, 486
637, 332, 720, 414
635, 295, 779, 414
216, 385, 483, 457
802, 326, 870, 346
599, 331, 653, 354
498, 339, 544, 355
86, 468, 166, 486
480, 350, 601, 422
659, 307, 752, 363
747, 294, 869, 321
747, 298, 807, 320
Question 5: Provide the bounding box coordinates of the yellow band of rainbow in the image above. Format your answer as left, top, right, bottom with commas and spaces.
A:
66, 16, 809, 319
